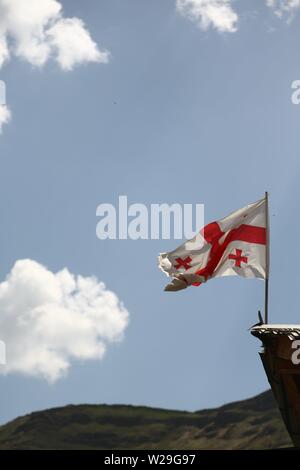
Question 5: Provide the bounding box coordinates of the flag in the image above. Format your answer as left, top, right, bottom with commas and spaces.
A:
158, 196, 268, 292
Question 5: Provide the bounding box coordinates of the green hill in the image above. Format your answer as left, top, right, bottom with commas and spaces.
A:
0, 390, 292, 449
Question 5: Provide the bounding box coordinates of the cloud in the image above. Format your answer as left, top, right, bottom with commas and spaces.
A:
0, 0, 109, 70
266, 0, 300, 18
0, 105, 11, 131
47, 17, 108, 71
176, 0, 238, 33
0, 259, 129, 383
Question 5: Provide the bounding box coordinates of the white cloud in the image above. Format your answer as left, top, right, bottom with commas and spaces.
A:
0, 0, 109, 70
0, 104, 11, 131
0, 259, 129, 383
47, 17, 108, 71
266, 0, 300, 18
176, 0, 238, 33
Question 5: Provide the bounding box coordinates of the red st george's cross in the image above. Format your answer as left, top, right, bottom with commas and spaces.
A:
174, 256, 192, 270
158, 197, 268, 292
188, 221, 264, 286
228, 249, 248, 268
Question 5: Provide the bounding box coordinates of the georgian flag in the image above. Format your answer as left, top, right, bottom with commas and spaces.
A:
158, 197, 268, 292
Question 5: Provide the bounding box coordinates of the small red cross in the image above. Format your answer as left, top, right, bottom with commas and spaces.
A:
228, 249, 248, 268
175, 256, 192, 270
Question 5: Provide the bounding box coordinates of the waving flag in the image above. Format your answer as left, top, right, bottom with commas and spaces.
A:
158, 196, 269, 292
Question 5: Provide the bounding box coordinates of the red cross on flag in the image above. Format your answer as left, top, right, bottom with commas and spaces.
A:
158, 196, 269, 292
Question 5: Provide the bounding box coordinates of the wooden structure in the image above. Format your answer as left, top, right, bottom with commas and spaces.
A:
251, 324, 300, 447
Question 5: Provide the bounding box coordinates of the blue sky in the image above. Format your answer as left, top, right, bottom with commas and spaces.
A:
0, 0, 300, 424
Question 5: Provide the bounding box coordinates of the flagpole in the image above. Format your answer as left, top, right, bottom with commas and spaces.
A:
264, 191, 270, 324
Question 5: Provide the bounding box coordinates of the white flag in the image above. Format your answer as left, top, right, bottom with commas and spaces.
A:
158, 197, 268, 292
